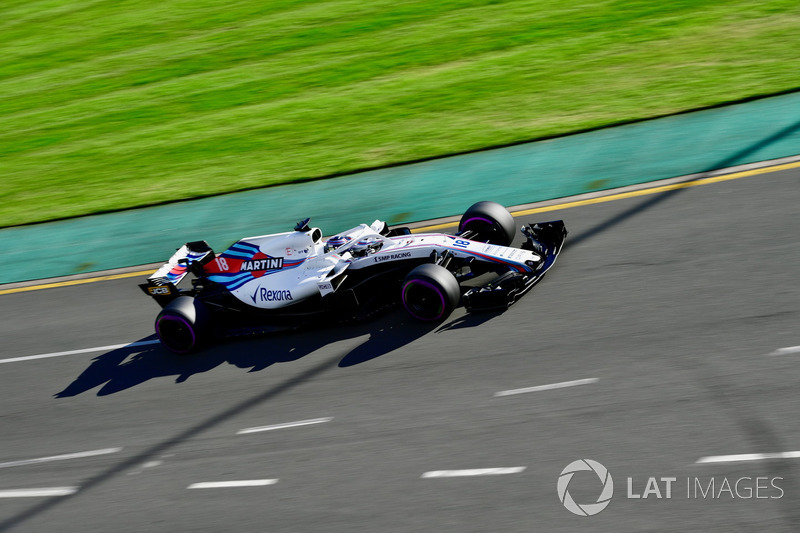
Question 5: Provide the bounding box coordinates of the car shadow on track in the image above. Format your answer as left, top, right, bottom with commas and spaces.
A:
54, 308, 494, 397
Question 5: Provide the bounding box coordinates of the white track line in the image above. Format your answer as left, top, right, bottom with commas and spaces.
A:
0, 340, 160, 364
0, 487, 78, 498
0, 447, 122, 469
767, 346, 800, 356
422, 467, 526, 478
188, 480, 278, 489
697, 452, 800, 464
237, 417, 333, 435
495, 378, 598, 397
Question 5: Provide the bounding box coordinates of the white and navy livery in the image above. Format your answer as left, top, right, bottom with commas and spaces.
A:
141, 201, 567, 353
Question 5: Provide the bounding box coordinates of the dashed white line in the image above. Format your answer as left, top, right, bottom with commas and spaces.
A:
0, 341, 160, 364
697, 452, 800, 464
0, 447, 122, 469
422, 467, 527, 478
0, 487, 78, 498
494, 378, 598, 397
187, 479, 278, 489
767, 346, 800, 356
237, 417, 333, 435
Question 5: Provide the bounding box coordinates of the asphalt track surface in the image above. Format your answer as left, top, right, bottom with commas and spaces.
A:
1, 164, 799, 532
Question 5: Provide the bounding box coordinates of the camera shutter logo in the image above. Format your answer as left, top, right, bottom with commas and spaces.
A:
557, 459, 614, 516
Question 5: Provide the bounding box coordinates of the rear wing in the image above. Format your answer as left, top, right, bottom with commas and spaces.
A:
139, 241, 213, 306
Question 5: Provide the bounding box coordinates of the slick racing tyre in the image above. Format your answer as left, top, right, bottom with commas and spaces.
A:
155, 296, 210, 354
401, 264, 460, 322
458, 201, 516, 246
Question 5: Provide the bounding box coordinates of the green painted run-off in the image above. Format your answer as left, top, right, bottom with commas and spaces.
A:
2, 92, 800, 284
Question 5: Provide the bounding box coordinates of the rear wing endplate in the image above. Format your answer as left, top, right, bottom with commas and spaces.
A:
139, 241, 213, 306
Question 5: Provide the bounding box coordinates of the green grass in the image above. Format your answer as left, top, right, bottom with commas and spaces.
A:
1, 0, 799, 227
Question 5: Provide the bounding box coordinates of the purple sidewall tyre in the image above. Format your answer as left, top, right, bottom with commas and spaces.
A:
155, 296, 210, 354
401, 264, 460, 322
458, 201, 515, 246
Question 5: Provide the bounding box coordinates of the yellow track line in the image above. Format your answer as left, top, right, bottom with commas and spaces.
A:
3, 159, 799, 296
0, 270, 155, 296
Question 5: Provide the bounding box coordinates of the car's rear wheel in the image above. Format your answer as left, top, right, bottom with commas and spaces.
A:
458, 201, 516, 246
401, 264, 460, 322
155, 296, 210, 354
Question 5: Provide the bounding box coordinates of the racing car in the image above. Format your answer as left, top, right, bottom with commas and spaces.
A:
140, 201, 567, 353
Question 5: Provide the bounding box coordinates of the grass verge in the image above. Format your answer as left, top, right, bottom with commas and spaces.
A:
1, 0, 799, 226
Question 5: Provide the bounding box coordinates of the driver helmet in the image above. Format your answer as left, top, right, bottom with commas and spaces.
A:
324, 234, 351, 253
350, 236, 383, 257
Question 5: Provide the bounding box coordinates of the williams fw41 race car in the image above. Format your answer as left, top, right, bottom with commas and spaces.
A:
140, 201, 567, 353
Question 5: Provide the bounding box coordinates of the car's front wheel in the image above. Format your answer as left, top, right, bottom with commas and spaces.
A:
401, 264, 460, 322
458, 201, 516, 246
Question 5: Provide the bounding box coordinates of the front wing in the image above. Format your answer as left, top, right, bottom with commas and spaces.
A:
462, 221, 567, 311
